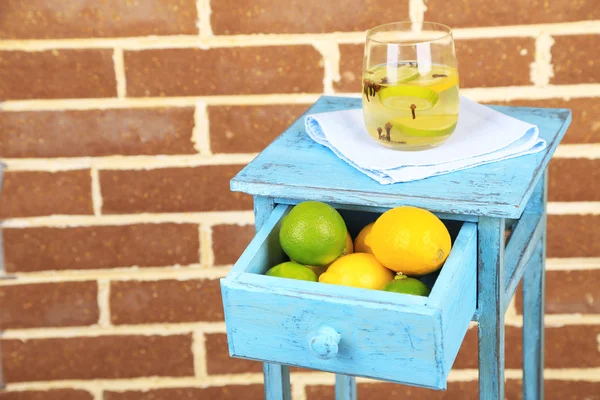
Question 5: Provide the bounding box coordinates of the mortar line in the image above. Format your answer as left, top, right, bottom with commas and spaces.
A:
0, 85, 598, 113
0, 265, 232, 285
196, 0, 214, 39
3, 368, 600, 393
312, 41, 340, 95
2, 257, 594, 285
0, 93, 321, 111
1, 153, 258, 172
199, 224, 215, 267
1, 322, 227, 339
0, 211, 254, 228
553, 144, 600, 159
1, 141, 599, 173
1, 312, 598, 340
192, 101, 212, 155
531, 32, 555, 86
112, 48, 127, 98
0, 21, 597, 52
192, 330, 208, 378
546, 257, 600, 271
96, 279, 111, 327
89, 387, 103, 400
90, 168, 103, 216
409, 0, 427, 28
547, 202, 600, 215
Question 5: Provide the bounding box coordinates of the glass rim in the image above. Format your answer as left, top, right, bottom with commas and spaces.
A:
366, 21, 453, 45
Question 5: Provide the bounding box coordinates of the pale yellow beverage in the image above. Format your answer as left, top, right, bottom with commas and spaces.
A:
362, 62, 459, 150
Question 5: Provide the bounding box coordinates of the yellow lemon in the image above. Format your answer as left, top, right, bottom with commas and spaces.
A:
354, 222, 375, 254
319, 253, 394, 290
365, 206, 451, 276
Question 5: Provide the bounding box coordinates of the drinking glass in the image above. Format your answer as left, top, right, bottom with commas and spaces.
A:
362, 22, 459, 150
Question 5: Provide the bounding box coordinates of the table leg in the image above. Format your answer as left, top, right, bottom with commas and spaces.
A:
522, 173, 547, 400
253, 196, 292, 400
335, 375, 357, 400
477, 217, 506, 400
264, 364, 291, 400
522, 240, 545, 400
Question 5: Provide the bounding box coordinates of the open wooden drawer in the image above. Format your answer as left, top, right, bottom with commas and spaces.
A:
221, 204, 477, 390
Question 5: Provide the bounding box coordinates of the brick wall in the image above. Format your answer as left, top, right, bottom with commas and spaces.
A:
0, 1, 598, 399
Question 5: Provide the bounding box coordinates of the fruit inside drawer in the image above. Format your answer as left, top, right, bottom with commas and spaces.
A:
221, 203, 477, 390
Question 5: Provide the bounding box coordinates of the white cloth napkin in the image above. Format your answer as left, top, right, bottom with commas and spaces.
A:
305, 96, 545, 184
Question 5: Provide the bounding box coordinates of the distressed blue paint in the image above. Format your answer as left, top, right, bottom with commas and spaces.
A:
275, 197, 478, 223
503, 210, 543, 311
523, 172, 547, 400
478, 217, 506, 400
428, 222, 477, 378
221, 204, 479, 390
310, 326, 342, 360
254, 196, 292, 400
263, 363, 291, 400
221, 98, 570, 399
225, 204, 289, 277
231, 96, 571, 219
336, 375, 357, 400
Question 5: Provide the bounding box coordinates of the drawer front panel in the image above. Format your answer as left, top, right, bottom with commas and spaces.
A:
223, 279, 444, 389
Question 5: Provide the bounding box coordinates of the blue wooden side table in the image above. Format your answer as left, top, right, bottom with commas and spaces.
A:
221, 96, 571, 400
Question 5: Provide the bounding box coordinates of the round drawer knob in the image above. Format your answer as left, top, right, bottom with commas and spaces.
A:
309, 326, 341, 360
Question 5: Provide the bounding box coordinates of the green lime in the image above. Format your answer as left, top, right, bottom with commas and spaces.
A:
382, 273, 431, 296
279, 201, 348, 267
265, 261, 318, 282
378, 86, 439, 111
390, 115, 457, 137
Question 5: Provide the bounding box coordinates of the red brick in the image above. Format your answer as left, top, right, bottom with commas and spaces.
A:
105, 386, 264, 400
99, 166, 253, 214
552, 34, 600, 85
110, 279, 223, 325
547, 215, 600, 257
489, 98, 600, 144
424, 0, 600, 28
0, 108, 196, 158
209, 105, 308, 154
212, 224, 255, 265
124, 47, 323, 97
3, 223, 199, 273
0, 334, 194, 383
455, 38, 535, 88
307, 381, 495, 400
307, 381, 600, 400
334, 44, 364, 93
0, 281, 98, 329
0, 170, 93, 218
453, 325, 600, 369
0, 390, 93, 400
0, 0, 198, 39
548, 158, 600, 201
205, 333, 262, 374
0, 50, 116, 100
516, 270, 600, 314
211, 0, 410, 34
543, 381, 600, 400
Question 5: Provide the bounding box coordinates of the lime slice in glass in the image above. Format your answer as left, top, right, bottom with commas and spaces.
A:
391, 115, 457, 137
378, 86, 439, 111
367, 65, 420, 85
413, 66, 459, 93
